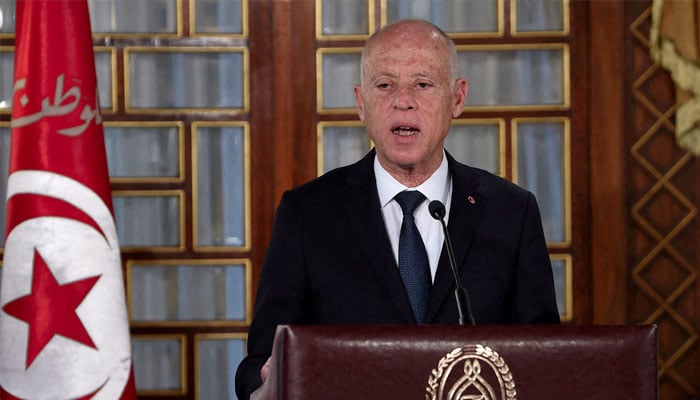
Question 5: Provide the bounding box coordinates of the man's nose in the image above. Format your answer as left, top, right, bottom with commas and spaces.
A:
392, 85, 417, 110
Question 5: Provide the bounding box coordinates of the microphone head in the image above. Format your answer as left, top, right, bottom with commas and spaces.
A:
429, 200, 446, 220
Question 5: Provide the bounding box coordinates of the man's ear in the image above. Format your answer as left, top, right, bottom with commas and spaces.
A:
354, 84, 366, 121
452, 78, 468, 118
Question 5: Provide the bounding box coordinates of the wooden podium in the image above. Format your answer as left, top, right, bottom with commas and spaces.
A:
251, 324, 657, 400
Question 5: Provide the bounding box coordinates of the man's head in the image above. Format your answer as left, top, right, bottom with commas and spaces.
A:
354, 19, 468, 186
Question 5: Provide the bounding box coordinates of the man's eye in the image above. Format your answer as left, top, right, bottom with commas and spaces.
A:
416, 82, 432, 89
376, 83, 391, 89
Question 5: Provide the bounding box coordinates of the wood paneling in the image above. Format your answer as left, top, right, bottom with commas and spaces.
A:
625, 0, 699, 394
589, 0, 629, 324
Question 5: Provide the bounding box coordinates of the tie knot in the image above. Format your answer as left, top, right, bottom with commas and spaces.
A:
395, 191, 426, 215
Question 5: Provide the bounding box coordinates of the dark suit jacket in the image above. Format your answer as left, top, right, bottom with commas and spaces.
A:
235, 150, 560, 399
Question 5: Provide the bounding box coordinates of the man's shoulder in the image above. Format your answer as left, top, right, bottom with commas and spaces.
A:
448, 156, 529, 198
289, 152, 374, 196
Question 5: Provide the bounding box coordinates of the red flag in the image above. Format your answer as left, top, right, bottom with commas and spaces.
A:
0, 1, 137, 398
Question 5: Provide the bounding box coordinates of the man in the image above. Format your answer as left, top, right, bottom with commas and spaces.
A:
235, 19, 559, 399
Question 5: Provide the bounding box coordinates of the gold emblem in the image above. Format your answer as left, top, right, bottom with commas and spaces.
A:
426, 344, 516, 400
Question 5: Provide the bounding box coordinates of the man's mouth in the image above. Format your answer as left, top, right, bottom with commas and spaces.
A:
392, 126, 420, 136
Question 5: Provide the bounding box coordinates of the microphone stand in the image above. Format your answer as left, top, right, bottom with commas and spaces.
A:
429, 200, 475, 326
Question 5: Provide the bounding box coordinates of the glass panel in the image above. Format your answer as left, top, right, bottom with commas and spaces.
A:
130, 263, 247, 322
550, 258, 568, 317
445, 123, 500, 174
193, 0, 243, 34
321, 0, 368, 36
0, 51, 109, 110
516, 121, 565, 242
132, 337, 182, 391
458, 48, 564, 106
105, 125, 180, 178
95, 51, 113, 110
321, 52, 361, 110
128, 50, 245, 109
320, 125, 369, 173
0, 126, 9, 247
0, 0, 16, 33
88, 0, 177, 34
0, 50, 13, 109
197, 337, 245, 400
385, 0, 498, 33
195, 125, 246, 247
516, 0, 564, 32
113, 195, 180, 246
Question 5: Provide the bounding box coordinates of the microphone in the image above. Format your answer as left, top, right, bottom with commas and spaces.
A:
429, 200, 475, 326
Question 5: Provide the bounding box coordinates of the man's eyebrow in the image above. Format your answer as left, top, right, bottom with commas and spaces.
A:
371, 71, 435, 80
371, 72, 399, 79
411, 73, 432, 79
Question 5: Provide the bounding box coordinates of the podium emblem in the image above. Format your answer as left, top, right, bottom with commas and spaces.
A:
426, 344, 516, 400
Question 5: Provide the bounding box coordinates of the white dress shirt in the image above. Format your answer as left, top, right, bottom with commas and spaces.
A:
375, 152, 453, 282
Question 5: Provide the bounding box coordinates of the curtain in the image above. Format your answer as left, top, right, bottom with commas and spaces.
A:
650, 0, 700, 155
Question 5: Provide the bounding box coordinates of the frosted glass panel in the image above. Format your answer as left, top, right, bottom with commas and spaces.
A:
195, 125, 246, 247
0, 127, 9, 247
0, 0, 16, 33
128, 51, 245, 109
113, 195, 180, 246
386, 0, 498, 33
88, 0, 177, 34
321, 52, 361, 110
130, 264, 247, 322
105, 126, 180, 178
444, 123, 500, 174
94, 51, 113, 110
132, 338, 182, 391
516, 0, 565, 32
1, 1, 154, 34
320, 125, 369, 173
0, 50, 13, 109
551, 258, 568, 317
516, 121, 565, 242
198, 337, 245, 400
193, 0, 243, 34
321, 0, 368, 35
459, 48, 565, 106
0, 52, 110, 110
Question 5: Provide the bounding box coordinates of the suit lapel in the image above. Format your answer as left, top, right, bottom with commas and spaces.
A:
426, 155, 487, 322
343, 151, 416, 323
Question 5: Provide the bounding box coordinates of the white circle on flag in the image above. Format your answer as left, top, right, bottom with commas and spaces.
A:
0, 171, 132, 399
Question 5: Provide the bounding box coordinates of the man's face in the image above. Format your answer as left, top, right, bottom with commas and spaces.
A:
354, 24, 467, 179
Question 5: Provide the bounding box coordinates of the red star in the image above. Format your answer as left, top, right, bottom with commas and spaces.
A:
2, 249, 101, 369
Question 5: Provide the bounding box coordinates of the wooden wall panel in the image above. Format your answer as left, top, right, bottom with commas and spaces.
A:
590, 1, 699, 397
589, 0, 629, 325
625, 2, 698, 399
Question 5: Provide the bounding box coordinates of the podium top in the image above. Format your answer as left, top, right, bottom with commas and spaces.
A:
253, 324, 657, 400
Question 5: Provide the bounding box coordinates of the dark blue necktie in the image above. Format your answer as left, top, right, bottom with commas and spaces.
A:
394, 190, 431, 324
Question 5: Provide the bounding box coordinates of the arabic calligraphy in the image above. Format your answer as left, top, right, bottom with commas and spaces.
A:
10, 74, 102, 137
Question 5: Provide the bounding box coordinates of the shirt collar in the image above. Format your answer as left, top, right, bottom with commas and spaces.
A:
375, 151, 450, 208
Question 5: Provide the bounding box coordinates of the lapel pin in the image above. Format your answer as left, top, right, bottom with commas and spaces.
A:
467, 195, 476, 204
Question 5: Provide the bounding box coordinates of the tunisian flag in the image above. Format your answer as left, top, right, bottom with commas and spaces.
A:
0, 1, 137, 399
